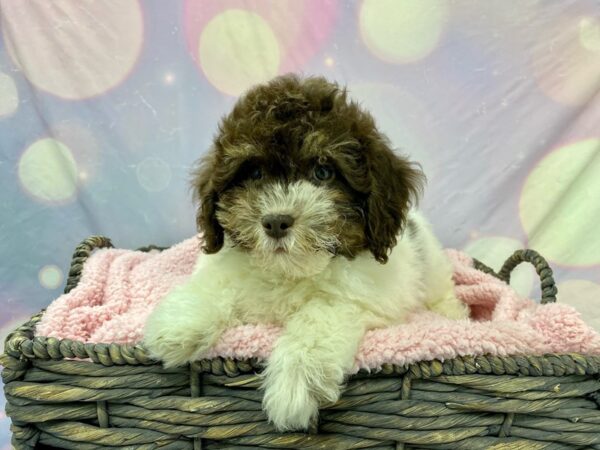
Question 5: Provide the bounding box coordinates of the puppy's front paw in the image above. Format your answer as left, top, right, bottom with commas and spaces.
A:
143, 286, 227, 368
262, 368, 319, 431
143, 313, 216, 368
261, 349, 344, 431
143, 326, 197, 368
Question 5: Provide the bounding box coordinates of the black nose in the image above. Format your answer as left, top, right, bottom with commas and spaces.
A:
262, 214, 295, 239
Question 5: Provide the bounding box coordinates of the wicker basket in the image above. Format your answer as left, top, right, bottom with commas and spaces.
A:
2, 236, 600, 450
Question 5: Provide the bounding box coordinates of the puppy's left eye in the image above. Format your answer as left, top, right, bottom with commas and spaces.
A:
313, 164, 335, 181
249, 167, 262, 180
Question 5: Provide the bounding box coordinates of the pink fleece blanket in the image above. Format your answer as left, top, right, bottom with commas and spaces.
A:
36, 237, 600, 371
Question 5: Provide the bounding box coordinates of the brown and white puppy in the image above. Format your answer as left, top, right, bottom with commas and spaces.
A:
143, 74, 468, 431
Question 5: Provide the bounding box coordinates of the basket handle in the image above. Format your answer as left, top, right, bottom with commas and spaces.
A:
474, 249, 557, 304
64, 236, 113, 293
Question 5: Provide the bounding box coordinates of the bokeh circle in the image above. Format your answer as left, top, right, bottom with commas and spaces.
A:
520, 138, 600, 267
38, 265, 63, 290
1, 0, 143, 100
184, 1, 338, 95
359, 0, 447, 64
136, 157, 172, 192
198, 9, 280, 96
18, 138, 79, 203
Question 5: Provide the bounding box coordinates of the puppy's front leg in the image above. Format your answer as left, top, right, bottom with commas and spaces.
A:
143, 268, 234, 368
262, 301, 365, 431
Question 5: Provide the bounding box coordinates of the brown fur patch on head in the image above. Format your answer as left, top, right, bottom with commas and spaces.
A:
191, 74, 425, 263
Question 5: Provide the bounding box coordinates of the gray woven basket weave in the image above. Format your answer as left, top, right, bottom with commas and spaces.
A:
2, 236, 600, 449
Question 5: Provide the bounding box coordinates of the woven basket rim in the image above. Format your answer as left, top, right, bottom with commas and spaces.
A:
4, 235, 599, 379
3, 311, 600, 379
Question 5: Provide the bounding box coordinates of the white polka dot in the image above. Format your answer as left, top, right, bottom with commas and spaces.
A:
464, 236, 534, 298
136, 157, 171, 192
198, 9, 280, 96
360, 0, 447, 64
557, 279, 600, 333
520, 139, 600, 266
39, 265, 63, 289
2, 0, 143, 100
18, 138, 78, 203
0, 72, 19, 117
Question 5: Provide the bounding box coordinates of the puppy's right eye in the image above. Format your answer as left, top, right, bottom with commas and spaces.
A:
249, 167, 262, 180
313, 164, 335, 182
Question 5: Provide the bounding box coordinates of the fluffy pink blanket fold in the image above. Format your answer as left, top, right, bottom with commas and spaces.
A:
36, 236, 600, 372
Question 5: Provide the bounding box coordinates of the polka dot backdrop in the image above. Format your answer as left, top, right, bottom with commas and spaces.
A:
0, 0, 599, 443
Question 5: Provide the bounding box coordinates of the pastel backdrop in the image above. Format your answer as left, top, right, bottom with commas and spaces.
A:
1, 0, 599, 445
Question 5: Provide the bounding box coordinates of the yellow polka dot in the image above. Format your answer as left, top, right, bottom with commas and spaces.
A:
520, 139, 600, 266
0, 72, 18, 117
39, 265, 63, 289
359, 0, 447, 64
198, 9, 280, 96
18, 138, 78, 203
136, 157, 171, 192
463, 236, 534, 298
2, 0, 143, 100
579, 17, 600, 53
557, 279, 600, 333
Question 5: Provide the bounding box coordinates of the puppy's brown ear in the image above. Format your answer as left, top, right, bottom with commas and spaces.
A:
365, 138, 425, 263
191, 151, 224, 254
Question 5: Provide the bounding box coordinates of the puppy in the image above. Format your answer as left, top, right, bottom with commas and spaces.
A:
143, 74, 469, 431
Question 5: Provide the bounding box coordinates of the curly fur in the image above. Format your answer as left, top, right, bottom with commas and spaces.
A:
144, 74, 469, 431
192, 74, 424, 263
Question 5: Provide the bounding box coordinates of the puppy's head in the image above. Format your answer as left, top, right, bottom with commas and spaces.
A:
193, 75, 424, 277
